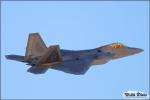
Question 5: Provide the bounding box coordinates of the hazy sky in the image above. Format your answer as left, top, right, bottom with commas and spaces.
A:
1, 1, 149, 99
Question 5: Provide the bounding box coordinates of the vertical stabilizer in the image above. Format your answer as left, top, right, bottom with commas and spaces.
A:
25, 33, 47, 60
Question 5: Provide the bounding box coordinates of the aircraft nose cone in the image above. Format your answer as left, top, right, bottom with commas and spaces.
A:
136, 48, 144, 53
130, 48, 144, 54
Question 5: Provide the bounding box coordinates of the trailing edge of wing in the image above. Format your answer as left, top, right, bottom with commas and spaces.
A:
51, 59, 92, 75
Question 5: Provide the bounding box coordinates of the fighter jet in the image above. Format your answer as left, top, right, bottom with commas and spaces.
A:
5, 33, 143, 75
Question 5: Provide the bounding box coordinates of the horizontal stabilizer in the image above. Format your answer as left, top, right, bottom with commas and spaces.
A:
27, 66, 48, 74
5, 55, 25, 62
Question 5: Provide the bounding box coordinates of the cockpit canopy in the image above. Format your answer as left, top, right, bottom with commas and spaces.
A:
110, 43, 126, 49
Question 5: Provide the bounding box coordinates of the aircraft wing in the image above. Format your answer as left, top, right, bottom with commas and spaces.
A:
52, 58, 93, 75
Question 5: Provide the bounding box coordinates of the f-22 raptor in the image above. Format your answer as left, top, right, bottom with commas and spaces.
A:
6, 33, 143, 75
